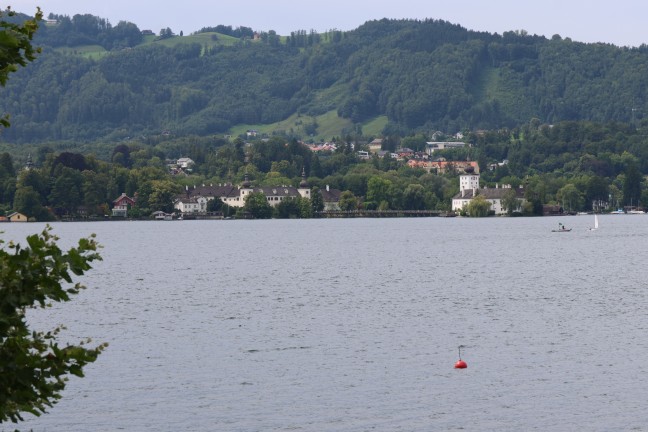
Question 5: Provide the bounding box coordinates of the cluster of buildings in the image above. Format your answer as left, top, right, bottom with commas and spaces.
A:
112, 140, 521, 217
451, 172, 526, 215
173, 171, 312, 214
110, 169, 340, 218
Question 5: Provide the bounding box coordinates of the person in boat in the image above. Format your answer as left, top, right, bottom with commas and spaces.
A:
558, 222, 567, 231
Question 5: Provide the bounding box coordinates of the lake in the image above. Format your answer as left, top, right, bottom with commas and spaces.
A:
3, 215, 648, 431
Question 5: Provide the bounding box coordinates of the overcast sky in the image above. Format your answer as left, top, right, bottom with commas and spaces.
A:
11, 0, 648, 47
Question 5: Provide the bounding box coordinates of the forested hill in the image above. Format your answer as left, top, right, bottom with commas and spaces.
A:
2, 13, 648, 144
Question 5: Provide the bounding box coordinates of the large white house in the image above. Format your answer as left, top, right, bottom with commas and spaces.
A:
173, 172, 311, 214
452, 173, 526, 215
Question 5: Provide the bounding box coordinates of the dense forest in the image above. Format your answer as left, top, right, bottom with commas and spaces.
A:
2, 12, 648, 143
2, 11, 648, 220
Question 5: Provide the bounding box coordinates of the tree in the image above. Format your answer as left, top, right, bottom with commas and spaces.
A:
402, 184, 426, 210
467, 194, 491, 217
556, 183, 583, 212
49, 167, 83, 214
82, 170, 108, 216
244, 192, 272, 219
298, 197, 313, 218
310, 187, 324, 213
501, 189, 521, 215
274, 197, 302, 219
366, 176, 392, 209
623, 162, 642, 207
1, 16, 105, 423
585, 175, 609, 211
157, 27, 174, 40
13, 186, 49, 220
0, 7, 42, 127
148, 179, 179, 212
338, 190, 358, 211
0, 226, 107, 423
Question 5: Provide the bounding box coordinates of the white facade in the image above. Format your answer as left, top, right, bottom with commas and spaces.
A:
459, 174, 480, 194
452, 173, 525, 215
176, 157, 195, 169
174, 183, 311, 214
230, 185, 311, 208
425, 141, 467, 155
174, 196, 209, 213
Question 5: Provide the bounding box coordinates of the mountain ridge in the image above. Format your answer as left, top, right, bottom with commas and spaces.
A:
1, 13, 647, 145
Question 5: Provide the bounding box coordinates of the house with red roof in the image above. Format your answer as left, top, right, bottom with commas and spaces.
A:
112, 193, 136, 217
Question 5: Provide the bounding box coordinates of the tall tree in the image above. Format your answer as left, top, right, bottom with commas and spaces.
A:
467, 194, 491, 217
338, 190, 358, 211
501, 189, 521, 215
243, 192, 273, 219
310, 187, 324, 213
13, 185, 45, 219
623, 162, 642, 207
366, 176, 392, 209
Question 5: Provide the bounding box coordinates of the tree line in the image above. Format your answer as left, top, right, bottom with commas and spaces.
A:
3, 116, 647, 221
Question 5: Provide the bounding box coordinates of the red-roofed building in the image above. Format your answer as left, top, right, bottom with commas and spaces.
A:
112, 193, 136, 217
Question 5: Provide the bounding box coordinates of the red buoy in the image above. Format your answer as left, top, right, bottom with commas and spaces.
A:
454, 345, 467, 369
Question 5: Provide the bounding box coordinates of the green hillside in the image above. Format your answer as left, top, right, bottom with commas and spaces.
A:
3, 14, 648, 146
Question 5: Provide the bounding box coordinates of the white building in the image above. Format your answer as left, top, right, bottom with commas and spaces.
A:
425, 141, 467, 155
173, 171, 311, 214
176, 157, 195, 169
452, 173, 526, 215
174, 196, 209, 213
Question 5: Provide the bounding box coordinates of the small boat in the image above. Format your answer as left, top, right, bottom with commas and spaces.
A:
611, 209, 625, 214
552, 222, 572, 232
588, 214, 599, 231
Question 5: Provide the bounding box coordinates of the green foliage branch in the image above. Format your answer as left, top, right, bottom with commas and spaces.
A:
0, 226, 106, 424
0, 7, 42, 128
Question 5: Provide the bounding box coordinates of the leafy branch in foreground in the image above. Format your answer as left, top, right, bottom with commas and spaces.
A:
0, 6, 42, 127
0, 226, 107, 424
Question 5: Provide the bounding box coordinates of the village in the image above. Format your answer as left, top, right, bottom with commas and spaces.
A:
109, 138, 527, 220
0, 137, 569, 222
2, 135, 624, 222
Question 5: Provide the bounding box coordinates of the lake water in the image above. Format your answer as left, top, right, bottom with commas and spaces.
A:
3, 215, 648, 431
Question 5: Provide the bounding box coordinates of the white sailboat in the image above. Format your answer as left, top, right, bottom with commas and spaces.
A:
589, 214, 599, 231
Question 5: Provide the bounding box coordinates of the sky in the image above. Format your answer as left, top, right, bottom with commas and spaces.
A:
10, 0, 648, 47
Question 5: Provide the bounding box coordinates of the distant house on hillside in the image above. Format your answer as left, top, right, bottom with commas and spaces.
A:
112, 193, 136, 217
407, 160, 479, 174
176, 157, 195, 169
368, 139, 383, 153
425, 141, 467, 155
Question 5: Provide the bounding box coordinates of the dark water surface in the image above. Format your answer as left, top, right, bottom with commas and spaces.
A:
3, 215, 648, 431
